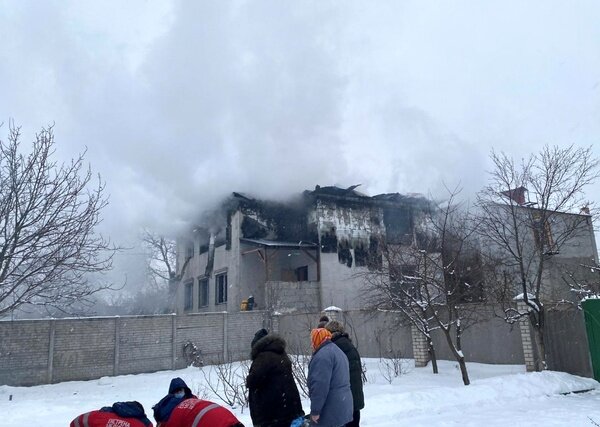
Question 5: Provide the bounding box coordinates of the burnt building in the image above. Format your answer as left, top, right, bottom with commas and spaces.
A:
174, 185, 435, 314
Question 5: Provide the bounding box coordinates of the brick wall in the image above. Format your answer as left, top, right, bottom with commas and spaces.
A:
265, 281, 320, 313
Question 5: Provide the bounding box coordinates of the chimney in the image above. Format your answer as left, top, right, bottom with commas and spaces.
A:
500, 186, 527, 205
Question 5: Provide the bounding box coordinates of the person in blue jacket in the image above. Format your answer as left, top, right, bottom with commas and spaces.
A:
152, 377, 196, 423
307, 328, 353, 427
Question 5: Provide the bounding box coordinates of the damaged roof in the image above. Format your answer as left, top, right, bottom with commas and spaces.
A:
306, 184, 369, 198
240, 237, 317, 248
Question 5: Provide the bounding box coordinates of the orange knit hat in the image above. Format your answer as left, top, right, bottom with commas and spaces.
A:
311, 328, 332, 350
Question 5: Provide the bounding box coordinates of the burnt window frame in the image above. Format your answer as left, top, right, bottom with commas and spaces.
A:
198, 277, 209, 307
215, 272, 228, 305
185, 242, 194, 259
184, 279, 194, 312
295, 265, 309, 281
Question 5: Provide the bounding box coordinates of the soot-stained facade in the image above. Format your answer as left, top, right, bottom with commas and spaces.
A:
175, 185, 435, 313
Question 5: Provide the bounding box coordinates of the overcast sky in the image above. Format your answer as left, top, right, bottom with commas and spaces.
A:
1, 1, 599, 288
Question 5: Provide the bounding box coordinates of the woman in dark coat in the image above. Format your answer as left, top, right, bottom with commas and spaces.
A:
325, 321, 365, 427
246, 331, 304, 427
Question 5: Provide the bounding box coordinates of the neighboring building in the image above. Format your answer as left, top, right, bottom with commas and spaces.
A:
481, 188, 599, 304
174, 185, 435, 314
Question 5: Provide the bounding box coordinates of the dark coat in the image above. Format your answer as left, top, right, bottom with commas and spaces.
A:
153, 377, 196, 423
246, 334, 304, 427
100, 401, 152, 426
307, 340, 353, 427
331, 333, 365, 411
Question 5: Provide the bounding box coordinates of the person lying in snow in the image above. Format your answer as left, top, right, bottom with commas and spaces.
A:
70, 401, 153, 427
152, 377, 244, 427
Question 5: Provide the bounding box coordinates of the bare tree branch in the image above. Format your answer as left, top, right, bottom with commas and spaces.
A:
0, 123, 118, 317
360, 186, 484, 385
475, 144, 599, 371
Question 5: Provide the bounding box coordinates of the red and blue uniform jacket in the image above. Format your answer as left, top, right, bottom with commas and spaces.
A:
70, 410, 153, 427
158, 398, 243, 427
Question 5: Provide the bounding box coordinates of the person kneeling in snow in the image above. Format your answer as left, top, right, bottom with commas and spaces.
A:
70, 401, 153, 427
153, 377, 244, 427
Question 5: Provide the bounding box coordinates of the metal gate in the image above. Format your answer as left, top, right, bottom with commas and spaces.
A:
582, 299, 600, 380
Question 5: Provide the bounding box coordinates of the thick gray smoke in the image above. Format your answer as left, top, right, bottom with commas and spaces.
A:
1, 0, 599, 303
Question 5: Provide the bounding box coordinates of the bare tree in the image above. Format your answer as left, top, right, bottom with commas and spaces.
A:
362, 187, 484, 385
0, 123, 117, 317
141, 230, 177, 286
476, 145, 599, 371
559, 260, 600, 305
140, 229, 193, 311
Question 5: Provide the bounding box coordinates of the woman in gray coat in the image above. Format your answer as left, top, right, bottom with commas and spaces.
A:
307, 328, 353, 427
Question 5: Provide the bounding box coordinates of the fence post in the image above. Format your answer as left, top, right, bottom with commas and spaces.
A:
47, 319, 56, 384
223, 312, 229, 362
516, 301, 536, 372
411, 325, 430, 367
324, 306, 342, 322
171, 314, 177, 369
114, 316, 120, 376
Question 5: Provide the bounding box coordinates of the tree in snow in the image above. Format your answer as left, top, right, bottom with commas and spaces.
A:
0, 123, 117, 317
362, 186, 484, 385
140, 228, 193, 312
559, 261, 600, 304
476, 145, 599, 371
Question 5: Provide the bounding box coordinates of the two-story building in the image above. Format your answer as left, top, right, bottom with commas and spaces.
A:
174, 185, 435, 314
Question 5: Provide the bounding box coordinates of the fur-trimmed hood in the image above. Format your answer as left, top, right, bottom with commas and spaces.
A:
251, 334, 286, 360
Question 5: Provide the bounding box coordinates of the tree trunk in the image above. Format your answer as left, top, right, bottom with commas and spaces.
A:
530, 310, 547, 371
458, 356, 470, 385
441, 328, 470, 385
428, 339, 439, 374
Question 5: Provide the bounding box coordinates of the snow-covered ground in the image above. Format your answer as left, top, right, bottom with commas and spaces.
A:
2, 359, 600, 426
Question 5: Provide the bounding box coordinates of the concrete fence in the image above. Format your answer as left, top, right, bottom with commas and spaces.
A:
0, 311, 269, 386
0, 304, 593, 387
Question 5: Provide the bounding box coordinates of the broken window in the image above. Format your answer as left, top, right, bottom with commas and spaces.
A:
321, 227, 338, 253
338, 240, 353, 267
185, 243, 194, 259
184, 280, 193, 312
384, 207, 413, 244
198, 277, 209, 307
295, 265, 309, 281
215, 272, 228, 304
367, 236, 382, 270
241, 216, 269, 239
354, 243, 368, 267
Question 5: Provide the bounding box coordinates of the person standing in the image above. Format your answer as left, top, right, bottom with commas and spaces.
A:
246, 329, 304, 427
317, 315, 329, 328
307, 328, 353, 427
325, 321, 365, 427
